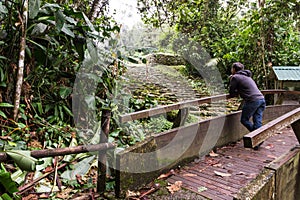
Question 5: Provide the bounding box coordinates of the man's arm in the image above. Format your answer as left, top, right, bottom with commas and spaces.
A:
229, 76, 239, 98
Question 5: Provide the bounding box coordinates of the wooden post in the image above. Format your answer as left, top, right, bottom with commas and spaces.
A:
172, 108, 189, 128
291, 119, 300, 144
97, 109, 111, 193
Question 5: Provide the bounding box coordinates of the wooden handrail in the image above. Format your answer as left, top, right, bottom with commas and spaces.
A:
119, 90, 299, 123
119, 94, 229, 123
243, 107, 300, 148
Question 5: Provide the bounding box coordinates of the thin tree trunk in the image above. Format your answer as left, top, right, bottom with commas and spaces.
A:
258, 0, 268, 89
97, 109, 111, 193
89, 0, 109, 20
13, 0, 28, 120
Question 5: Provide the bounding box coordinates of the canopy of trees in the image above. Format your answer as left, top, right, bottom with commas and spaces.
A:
137, 0, 300, 88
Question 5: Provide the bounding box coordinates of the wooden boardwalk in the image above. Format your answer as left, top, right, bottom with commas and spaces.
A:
167, 127, 299, 200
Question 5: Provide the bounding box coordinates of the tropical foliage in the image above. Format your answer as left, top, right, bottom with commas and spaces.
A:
137, 0, 300, 88
0, 0, 122, 197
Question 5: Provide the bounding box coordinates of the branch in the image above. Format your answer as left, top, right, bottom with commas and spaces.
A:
0, 143, 115, 162
17, 162, 68, 194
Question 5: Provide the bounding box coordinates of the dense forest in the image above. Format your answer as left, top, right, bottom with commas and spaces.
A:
0, 0, 299, 199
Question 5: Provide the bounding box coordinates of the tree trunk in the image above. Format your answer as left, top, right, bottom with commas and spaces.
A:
97, 109, 111, 193
89, 0, 109, 20
258, 0, 268, 89
13, 0, 28, 120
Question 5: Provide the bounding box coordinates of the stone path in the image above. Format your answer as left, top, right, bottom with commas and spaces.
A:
123, 63, 200, 102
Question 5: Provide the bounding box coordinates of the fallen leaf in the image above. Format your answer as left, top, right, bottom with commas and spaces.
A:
197, 186, 207, 193
267, 155, 277, 159
182, 173, 197, 177
246, 173, 257, 179
167, 181, 182, 194
236, 171, 246, 175
213, 163, 222, 167
157, 169, 175, 180
209, 151, 219, 157
43, 166, 53, 173
56, 188, 72, 199
214, 171, 231, 177
265, 144, 274, 149
126, 190, 140, 198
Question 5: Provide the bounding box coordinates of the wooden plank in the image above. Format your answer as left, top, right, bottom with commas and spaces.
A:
243, 107, 300, 148
291, 119, 300, 143
119, 90, 298, 123
119, 94, 229, 123
261, 89, 300, 95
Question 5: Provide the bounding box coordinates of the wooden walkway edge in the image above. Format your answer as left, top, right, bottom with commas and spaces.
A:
167, 127, 299, 199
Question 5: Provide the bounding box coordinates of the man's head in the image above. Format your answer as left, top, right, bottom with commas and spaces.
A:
231, 62, 244, 74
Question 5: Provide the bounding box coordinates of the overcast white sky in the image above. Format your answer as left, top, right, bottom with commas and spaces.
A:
109, 0, 141, 28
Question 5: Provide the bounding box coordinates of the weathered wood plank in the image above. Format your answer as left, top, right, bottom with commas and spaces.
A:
291, 119, 300, 143
119, 90, 299, 123
119, 94, 229, 123
243, 107, 300, 148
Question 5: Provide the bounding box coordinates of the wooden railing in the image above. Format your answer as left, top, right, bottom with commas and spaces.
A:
115, 90, 299, 195
119, 90, 300, 124
243, 107, 300, 148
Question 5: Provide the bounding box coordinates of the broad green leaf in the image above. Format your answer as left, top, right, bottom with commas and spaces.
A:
36, 157, 52, 171
6, 150, 37, 171
31, 23, 47, 35
29, 0, 41, 19
27, 39, 46, 51
0, 111, 7, 119
55, 10, 65, 32
61, 156, 95, 180
61, 24, 75, 38
0, 170, 18, 194
7, 141, 16, 147
65, 16, 77, 25
63, 105, 73, 117
0, 193, 13, 200
42, 3, 60, 9
11, 169, 26, 185
0, 103, 13, 107
17, 123, 26, 129
36, 102, 43, 114
82, 12, 95, 32
0, 2, 8, 14
59, 87, 72, 99
63, 137, 77, 162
